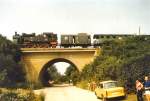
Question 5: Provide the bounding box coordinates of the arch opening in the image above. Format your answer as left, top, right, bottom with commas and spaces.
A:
38, 58, 79, 86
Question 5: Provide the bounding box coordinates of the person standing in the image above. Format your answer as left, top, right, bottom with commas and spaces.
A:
136, 79, 143, 101
144, 76, 150, 101
87, 81, 91, 90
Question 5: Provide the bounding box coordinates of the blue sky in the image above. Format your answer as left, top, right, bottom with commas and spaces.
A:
0, 0, 150, 40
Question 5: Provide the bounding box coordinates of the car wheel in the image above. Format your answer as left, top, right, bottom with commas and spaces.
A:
123, 94, 127, 100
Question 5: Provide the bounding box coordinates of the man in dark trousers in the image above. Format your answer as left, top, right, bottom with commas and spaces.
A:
136, 79, 143, 101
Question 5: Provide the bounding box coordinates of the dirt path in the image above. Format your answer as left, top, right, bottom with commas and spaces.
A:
34, 85, 100, 101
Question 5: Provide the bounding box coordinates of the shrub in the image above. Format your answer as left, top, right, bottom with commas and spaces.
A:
0, 90, 44, 101
76, 80, 89, 90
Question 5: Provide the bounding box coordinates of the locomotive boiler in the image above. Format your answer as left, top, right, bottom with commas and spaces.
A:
13, 32, 57, 48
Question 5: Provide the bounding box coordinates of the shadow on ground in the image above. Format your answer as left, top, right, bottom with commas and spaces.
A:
103, 97, 126, 101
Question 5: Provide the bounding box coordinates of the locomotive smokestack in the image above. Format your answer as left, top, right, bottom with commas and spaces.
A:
139, 26, 141, 35
15, 31, 17, 35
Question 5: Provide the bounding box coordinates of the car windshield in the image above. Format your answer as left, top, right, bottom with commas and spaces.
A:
103, 82, 118, 88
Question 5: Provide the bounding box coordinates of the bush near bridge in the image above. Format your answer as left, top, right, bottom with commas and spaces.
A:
0, 88, 44, 101
0, 34, 26, 88
77, 36, 150, 92
0, 34, 44, 100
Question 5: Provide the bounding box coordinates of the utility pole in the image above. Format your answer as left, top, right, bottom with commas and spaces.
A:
139, 26, 141, 35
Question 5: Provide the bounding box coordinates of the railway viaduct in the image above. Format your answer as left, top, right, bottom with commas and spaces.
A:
21, 48, 100, 85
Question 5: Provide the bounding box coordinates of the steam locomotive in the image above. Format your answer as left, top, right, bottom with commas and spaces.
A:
13, 32, 91, 48
13, 32, 57, 48
13, 32, 150, 48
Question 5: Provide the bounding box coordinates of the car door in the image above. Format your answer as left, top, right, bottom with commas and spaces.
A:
97, 83, 105, 98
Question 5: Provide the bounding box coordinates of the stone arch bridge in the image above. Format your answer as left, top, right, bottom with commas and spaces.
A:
21, 48, 100, 85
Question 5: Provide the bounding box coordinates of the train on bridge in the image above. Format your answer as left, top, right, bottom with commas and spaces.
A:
13, 32, 150, 48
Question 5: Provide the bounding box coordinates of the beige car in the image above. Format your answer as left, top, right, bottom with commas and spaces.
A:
95, 80, 126, 101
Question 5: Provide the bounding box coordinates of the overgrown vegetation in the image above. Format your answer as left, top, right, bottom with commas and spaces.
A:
0, 34, 26, 88
0, 34, 45, 100
64, 65, 80, 85
45, 65, 79, 85
77, 36, 150, 91
0, 89, 44, 101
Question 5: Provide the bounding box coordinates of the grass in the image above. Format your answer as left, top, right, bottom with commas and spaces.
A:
76, 80, 89, 90
0, 88, 45, 101
123, 94, 137, 101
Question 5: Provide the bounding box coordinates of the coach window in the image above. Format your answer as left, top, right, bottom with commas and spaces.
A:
106, 36, 110, 38
101, 36, 104, 38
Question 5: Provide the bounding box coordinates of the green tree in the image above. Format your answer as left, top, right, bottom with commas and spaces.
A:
47, 65, 61, 83
65, 65, 79, 85
77, 35, 150, 91
0, 34, 25, 87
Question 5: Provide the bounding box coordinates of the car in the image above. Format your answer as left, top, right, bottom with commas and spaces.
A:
95, 80, 126, 101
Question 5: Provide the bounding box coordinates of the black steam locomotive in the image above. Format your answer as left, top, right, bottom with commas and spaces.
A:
13, 32, 57, 48
13, 32, 91, 48
13, 32, 150, 48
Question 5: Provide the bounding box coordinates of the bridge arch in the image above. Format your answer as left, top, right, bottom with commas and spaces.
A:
21, 48, 100, 85
38, 58, 78, 86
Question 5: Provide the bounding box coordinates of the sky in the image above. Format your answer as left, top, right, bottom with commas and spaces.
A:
0, 0, 150, 40
54, 62, 70, 75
